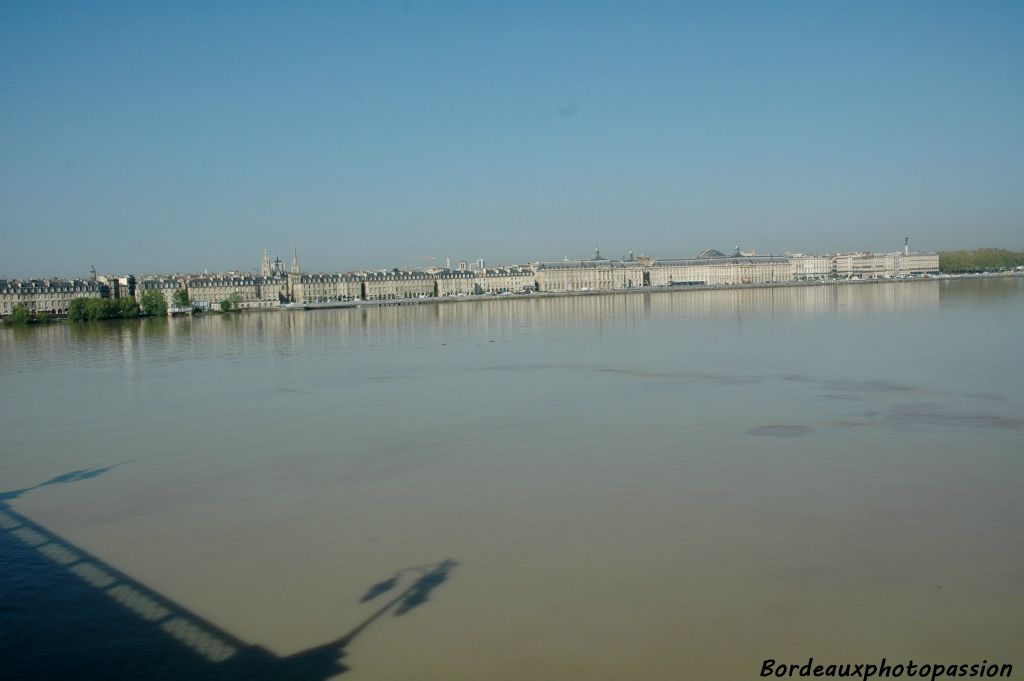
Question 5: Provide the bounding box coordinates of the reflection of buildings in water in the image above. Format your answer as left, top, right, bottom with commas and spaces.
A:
642, 286, 824, 319
232, 296, 649, 346
1, 282, 946, 361
0, 317, 147, 376
632, 282, 939, 320
832, 281, 939, 314
430, 294, 649, 338
937, 276, 1023, 305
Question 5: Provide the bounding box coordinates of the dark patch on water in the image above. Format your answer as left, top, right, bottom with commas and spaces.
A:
597, 368, 762, 385
823, 379, 914, 393
962, 391, 1004, 402
475, 363, 562, 373
747, 425, 814, 437
820, 394, 867, 402
830, 420, 867, 428
887, 404, 1023, 430
714, 376, 762, 385
779, 374, 914, 393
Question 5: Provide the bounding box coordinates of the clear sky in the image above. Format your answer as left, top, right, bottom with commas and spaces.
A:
1, 1, 1022, 278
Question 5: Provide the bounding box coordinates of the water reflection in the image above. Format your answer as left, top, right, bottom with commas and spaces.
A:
1, 280, 948, 359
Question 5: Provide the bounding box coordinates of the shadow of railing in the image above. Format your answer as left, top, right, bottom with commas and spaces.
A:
0, 471, 456, 681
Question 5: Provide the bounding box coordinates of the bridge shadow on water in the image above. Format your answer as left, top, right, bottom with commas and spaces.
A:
0, 469, 457, 681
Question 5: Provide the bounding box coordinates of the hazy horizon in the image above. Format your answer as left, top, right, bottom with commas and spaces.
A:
2, 2, 1022, 279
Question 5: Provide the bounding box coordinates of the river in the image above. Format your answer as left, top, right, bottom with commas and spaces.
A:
1, 278, 1021, 680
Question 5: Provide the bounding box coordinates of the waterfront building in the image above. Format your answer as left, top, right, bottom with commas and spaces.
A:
830, 251, 937, 279
474, 268, 536, 294
362, 271, 434, 300
831, 252, 897, 279
0, 278, 106, 316
788, 254, 833, 280
97, 274, 136, 300
534, 260, 645, 292
185, 276, 286, 309
136, 278, 184, 307
435, 270, 477, 297
648, 252, 792, 286
289, 273, 362, 303
895, 252, 940, 276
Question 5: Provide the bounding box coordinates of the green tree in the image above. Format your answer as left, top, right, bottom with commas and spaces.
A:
139, 290, 168, 317
66, 296, 142, 322
8, 303, 31, 324
939, 248, 1024, 273
118, 297, 140, 318
220, 292, 242, 312
83, 298, 120, 320
67, 298, 89, 321
171, 288, 190, 308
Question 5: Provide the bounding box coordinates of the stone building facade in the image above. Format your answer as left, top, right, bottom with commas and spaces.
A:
185, 276, 286, 309
831, 252, 940, 278
97, 274, 137, 300
136, 279, 184, 307
534, 261, 644, 292
895, 252, 940, 276
0, 279, 105, 316
648, 255, 792, 286
474, 268, 536, 294
362, 271, 435, 300
289, 273, 362, 303
788, 255, 833, 280
435, 270, 477, 297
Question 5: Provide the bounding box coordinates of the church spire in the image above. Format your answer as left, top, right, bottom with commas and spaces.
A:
291, 243, 301, 274
261, 249, 271, 276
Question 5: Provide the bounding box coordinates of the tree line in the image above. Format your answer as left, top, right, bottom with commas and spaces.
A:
939, 248, 1024, 273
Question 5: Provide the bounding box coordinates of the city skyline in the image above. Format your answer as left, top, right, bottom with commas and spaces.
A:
0, 237, 946, 281
2, 2, 1022, 278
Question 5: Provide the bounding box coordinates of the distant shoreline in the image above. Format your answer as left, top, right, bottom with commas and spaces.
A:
279, 270, 1020, 311
3, 271, 1018, 327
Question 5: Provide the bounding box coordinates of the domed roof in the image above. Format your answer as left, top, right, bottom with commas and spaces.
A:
697, 249, 727, 258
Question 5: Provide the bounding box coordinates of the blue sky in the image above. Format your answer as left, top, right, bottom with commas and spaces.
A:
1, 1, 1022, 278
